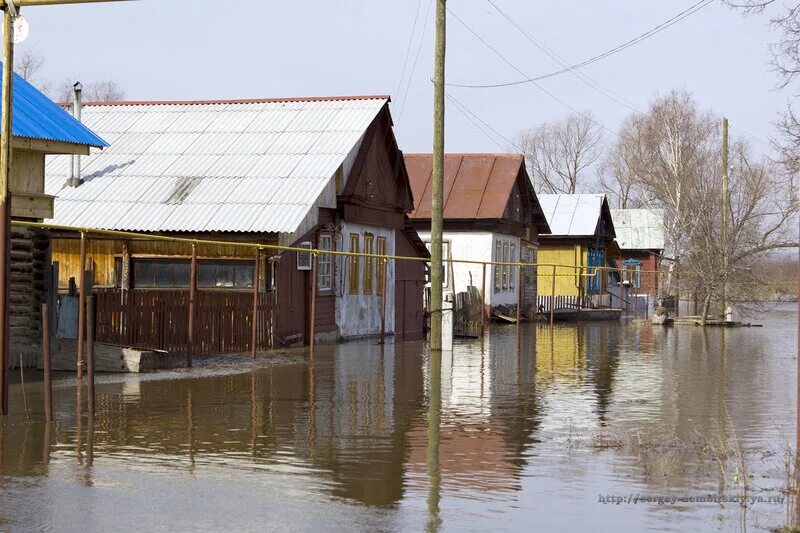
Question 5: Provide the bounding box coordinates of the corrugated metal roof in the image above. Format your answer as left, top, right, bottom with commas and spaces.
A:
405, 153, 550, 233
610, 208, 665, 250
46, 96, 388, 234
537, 194, 608, 237
4, 62, 107, 148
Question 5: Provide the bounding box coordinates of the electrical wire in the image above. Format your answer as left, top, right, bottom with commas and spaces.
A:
397, 0, 435, 126
445, 91, 523, 152
447, 0, 713, 90
394, 0, 424, 110
447, 7, 617, 136
485, 0, 640, 113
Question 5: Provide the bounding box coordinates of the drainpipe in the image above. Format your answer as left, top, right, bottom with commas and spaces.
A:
67, 82, 82, 187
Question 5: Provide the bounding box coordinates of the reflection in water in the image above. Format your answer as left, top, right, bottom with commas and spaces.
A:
0, 305, 796, 532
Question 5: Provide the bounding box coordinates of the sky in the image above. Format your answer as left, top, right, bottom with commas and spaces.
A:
13, 0, 788, 156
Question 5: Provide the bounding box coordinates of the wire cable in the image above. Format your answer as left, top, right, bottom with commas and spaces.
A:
397, 0, 435, 126
448, 0, 713, 89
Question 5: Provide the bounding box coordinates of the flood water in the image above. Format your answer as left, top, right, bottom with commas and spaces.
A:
0, 304, 797, 532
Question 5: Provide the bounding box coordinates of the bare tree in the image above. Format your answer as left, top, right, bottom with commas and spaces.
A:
596, 116, 648, 209
519, 112, 603, 194
15, 49, 44, 82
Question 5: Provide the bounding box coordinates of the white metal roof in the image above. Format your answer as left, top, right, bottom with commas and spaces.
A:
610, 208, 665, 251
45, 96, 387, 234
537, 194, 605, 236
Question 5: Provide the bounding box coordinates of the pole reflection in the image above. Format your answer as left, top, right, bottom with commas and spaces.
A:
427, 349, 442, 533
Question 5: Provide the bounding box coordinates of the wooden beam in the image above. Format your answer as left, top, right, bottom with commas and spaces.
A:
11, 137, 90, 155
9, 192, 53, 219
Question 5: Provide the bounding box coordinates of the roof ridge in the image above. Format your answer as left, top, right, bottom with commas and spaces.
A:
81, 95, 391, 107
405, 152, 522, 158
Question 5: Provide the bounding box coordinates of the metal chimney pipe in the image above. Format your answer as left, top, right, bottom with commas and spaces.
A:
68, 81, 83, 187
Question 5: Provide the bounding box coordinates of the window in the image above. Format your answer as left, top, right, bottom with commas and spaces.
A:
297, 241, 312, 270
198, 260, 254, 288
622, 259, 641, 289
349, 233, 360, 294
318, 234, 333, 292
494, 240, 502, 291
376, 236, 387, 295
364, 233, 374, 294
132, 258, 255, 289
509, 243, 517, 290
502, 242, 510, 290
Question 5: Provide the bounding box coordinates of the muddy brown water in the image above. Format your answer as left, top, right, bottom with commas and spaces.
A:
0, 304, 797, 532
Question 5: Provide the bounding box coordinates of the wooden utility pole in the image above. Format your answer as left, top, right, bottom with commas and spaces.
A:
0, 0, 135, 417
429, 0, 446, 351
721, 116, 729, 320
0, 4, 12, 417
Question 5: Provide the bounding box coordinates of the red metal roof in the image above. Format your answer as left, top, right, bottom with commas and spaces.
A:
405, 153, 526, 220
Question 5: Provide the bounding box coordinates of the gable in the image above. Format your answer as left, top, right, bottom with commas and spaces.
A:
341, 107, 414, 213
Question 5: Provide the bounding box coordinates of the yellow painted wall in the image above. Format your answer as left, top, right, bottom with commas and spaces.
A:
534, 325, 587, 381
536, 243, 586, 297
52, 237, 272, 287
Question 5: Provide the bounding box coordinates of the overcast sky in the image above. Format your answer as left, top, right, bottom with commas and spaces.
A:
15, 0, 787, 155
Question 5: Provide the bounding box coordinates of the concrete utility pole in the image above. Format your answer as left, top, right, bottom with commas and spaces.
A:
429, 0, 446, 351
0, 0, 135, 417
721, 116, 729, 321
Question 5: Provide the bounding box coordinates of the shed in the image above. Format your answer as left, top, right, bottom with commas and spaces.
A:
610, 208, 665, 299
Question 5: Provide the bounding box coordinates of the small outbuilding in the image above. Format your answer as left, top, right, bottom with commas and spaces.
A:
610, 208, 665, 312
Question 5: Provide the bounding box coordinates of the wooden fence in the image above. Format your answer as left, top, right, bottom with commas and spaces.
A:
93, 288, 276, 356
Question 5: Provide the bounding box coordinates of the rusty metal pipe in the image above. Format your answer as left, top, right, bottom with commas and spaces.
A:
251, 248, 260, 359
86, 295, 94, 417
42, 303, 52, 422
76, 232, 86, 379
187, 244, 197, 367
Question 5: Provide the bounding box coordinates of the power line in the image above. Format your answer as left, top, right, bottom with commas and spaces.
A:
447, 0, 713, 90
485, 0, 640, 113
397, 0, 435, 126
445, 91, 523, 152
447, 7, 617, 136
394, 0, 424, 103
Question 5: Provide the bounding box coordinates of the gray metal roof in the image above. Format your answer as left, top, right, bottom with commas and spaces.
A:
45, 96, 387, 234
537, 194, 606, 236
610, 208, 665, 251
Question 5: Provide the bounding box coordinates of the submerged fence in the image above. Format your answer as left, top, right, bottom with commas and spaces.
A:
12, 219, 674, 366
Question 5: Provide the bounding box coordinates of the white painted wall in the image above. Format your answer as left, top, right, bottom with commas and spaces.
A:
417, 230, 521, 308
335, 221, 395, 338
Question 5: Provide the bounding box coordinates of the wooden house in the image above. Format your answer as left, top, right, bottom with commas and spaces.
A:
535, 194, 618, 311
610, 208, 665, 313
44, 95, 428, 354
405, 153, 550, 318
3, 69, 107, 359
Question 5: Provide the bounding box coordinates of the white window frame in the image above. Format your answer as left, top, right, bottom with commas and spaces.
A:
317, 235, 333, 291
297, 241, 312, 271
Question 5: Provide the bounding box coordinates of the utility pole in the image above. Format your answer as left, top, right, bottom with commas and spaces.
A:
721, 116, 729, 321
0, 0, 134, 417
0, 4, 13, 417
429, 0, 446, 351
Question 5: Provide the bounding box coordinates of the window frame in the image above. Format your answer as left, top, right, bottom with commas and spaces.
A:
129, 257, 258, 290
317, 234, 333, 293
348, 233, 360, 295
376, 236, 387, 296
494, 240, 502, 291
509, 242, 517, 290
364, 233, 374, 294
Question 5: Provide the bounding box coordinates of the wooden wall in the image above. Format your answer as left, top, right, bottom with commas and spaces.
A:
536, 244, 584, 297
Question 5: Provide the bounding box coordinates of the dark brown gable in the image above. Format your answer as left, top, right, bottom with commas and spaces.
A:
340, 106, 414, 216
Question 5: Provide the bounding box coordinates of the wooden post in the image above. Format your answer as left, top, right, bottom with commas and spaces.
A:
76, 232, 87, 379
187, 244, 197, 367
550, 265, 556, 326
0, 6, 13, 418
86, 295, 95, 417
42, 303, 52, 422
380, 258, 388, 344
309, 253, 317, 358
515, 261, 522, 329
429, 0, 447, 351
251, 248, 260, 359
480, 263, 486, 337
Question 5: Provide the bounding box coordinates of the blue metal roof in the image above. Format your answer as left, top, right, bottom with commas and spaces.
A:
3, 62, 107, 149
